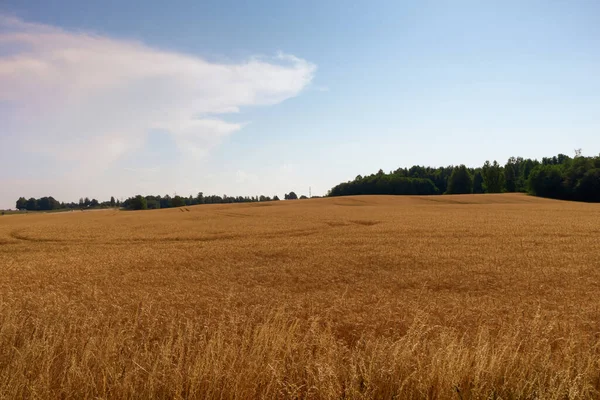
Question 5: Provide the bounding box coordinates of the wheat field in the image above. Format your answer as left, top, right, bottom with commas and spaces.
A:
1, 193, 600, 399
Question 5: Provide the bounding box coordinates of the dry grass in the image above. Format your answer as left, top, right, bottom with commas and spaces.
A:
1, 193, 600, 399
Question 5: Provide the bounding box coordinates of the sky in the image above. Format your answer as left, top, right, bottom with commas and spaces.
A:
1, 0, 599, 208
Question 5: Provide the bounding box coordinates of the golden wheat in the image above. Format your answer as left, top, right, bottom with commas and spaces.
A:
1, 193, 600, 399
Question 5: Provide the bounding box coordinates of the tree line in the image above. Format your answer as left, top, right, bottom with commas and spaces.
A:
13, 152, 599, 211
123, 193, 281, 210
12, 190, 313, 211
122, 191, 317, 210
328, 152, 600, 202
14, 192, 311, 211
15, 196, 121, 211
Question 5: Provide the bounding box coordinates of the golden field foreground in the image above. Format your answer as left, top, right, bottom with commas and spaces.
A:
1, 194, 600, 399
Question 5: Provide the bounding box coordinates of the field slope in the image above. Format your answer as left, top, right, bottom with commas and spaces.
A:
1, 193, 600, 398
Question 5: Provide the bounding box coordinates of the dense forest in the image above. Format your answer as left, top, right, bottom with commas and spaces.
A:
329, 153, 600, 202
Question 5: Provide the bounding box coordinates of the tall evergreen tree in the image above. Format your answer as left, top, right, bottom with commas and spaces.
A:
504, 162, 517, 192
446, 165, 473, 194
482, 160, 505, 193
473, 170, 484, 194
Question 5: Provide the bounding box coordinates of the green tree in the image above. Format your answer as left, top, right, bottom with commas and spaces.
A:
129, 195, 148, 210
504, 161, 517, 192
26, 197, 37, 211
528, 165, 564, 199
110, 196, 116, 207
16, 197, 27, 210
574, 168, 600, 202
473, 170, 484, 194
38, 197, 51, 210
171, 195, 185, 207
273, 195, 280, 201
285, 192, 298, 200
160, 195, 172, 208
146, 198, 161, 209
446, 165, 473, 194
482, 160, 505, 193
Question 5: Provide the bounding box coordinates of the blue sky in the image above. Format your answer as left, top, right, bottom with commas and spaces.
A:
1, 0, 599, 207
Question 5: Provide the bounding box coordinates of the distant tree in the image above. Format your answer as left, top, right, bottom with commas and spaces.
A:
574, 168, 600, 202
528, 165, 565, 199
51, 197, 61, 209
299, 195, 308, 199
110, 196, 116, 207
273, 195, 280, 201
38, 197, 51, 210
146, 198, 161, 209
128, 195, 148, 210
26, 197, 37, 211
524, 154, 600, 202
482, 160, 505, 193
519, 159, 537, 191
504, 161, 517, 192
557, 153, 570, 165
285, 192, 298, 200
473, 170, 484, 194
196, 192, 204, 204
90, 199, 99, 207
84, 197, 91, 207
160, 195, 172, 208
446, 165, 473, 194
16, 197, 27, 210
171, 195, 185, 207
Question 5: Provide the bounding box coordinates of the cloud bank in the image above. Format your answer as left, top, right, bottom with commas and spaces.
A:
0, 15, 315, 207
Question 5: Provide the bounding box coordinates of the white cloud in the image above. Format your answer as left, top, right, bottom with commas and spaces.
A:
0, 15, 316, 207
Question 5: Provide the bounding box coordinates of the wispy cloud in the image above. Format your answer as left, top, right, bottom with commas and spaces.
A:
0, 15, 316, 207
